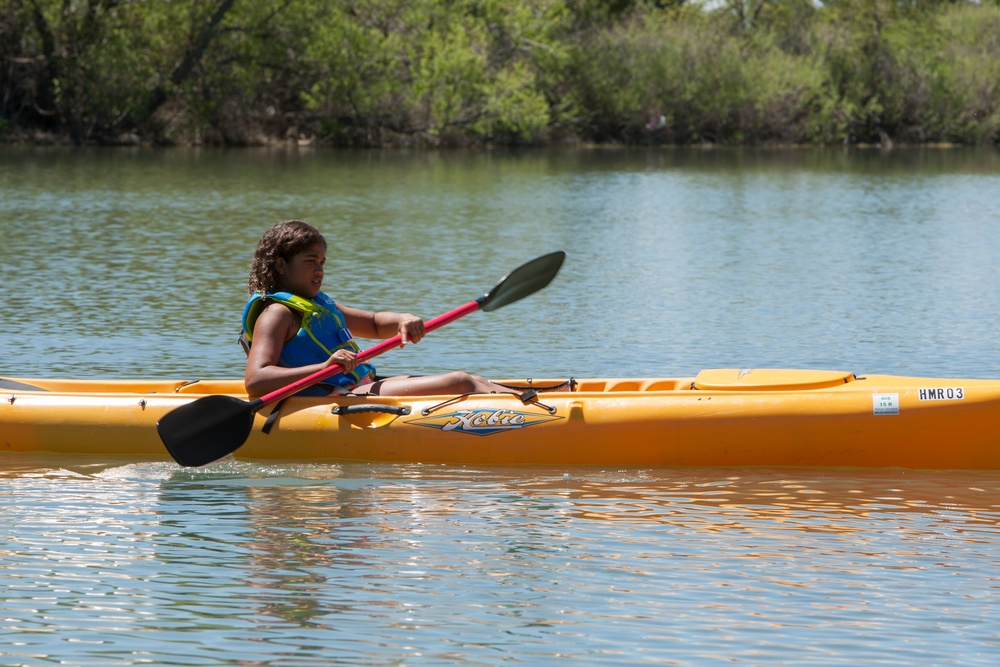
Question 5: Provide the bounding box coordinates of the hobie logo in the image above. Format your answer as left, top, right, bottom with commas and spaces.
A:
408, 408, 562, 436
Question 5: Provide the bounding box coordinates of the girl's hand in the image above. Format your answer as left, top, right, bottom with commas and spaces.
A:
326, 348, 358, 372
398, 314, 425, 346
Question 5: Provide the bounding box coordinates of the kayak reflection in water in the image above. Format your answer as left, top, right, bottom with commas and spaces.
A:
241, 219, 509, 398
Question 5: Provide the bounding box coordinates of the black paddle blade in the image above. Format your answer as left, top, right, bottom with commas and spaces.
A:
157, 395, 257, 467
479, 250, 565, 312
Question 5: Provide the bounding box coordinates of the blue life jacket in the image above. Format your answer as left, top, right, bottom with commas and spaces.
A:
242, 291, 376, 395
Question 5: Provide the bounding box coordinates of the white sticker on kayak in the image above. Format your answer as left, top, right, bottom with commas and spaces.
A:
918, 387, 964, 401
873, 393, 899, 415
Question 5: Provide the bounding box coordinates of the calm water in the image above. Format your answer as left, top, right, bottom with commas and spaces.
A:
2, 146, 1000, 665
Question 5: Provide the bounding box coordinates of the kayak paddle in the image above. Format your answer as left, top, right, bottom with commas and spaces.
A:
158, 250, 566, 467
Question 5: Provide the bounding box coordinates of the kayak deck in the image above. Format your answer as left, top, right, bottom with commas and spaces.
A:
2, 376, 692, 395
2, 368, 860, 396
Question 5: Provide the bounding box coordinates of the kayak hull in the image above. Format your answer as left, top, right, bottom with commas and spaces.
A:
2, 370, 999, 469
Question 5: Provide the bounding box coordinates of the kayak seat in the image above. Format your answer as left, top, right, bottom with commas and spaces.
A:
693, 368, 856, 391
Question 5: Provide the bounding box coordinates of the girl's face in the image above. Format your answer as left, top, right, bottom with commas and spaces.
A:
276, 242, 325, 297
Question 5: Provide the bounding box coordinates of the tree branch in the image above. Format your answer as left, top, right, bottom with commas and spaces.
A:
144, 0, 236, 119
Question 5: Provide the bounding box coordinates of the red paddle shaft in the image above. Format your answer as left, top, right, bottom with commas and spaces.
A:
255, 299, 483, 407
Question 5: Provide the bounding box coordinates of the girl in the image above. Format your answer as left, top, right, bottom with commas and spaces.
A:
243, 219, 510, 398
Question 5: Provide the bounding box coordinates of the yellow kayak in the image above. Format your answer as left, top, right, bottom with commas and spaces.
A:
3, 368, 999, 469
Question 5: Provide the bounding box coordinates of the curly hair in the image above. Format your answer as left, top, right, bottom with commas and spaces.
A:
248, 220, 327, 294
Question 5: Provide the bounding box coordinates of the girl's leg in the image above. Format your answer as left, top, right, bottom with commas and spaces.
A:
354, 371, 509, 397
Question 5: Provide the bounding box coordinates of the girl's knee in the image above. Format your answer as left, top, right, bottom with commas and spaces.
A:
443, 371, 490, 393
448, 371, 478, 393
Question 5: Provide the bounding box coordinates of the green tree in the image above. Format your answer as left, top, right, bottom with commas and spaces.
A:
301, 0, 569, 144
0, 0, 997, 145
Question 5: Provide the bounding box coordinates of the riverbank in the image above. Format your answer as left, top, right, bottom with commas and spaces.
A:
0, 127, 977, 151
3, 2, 998, 148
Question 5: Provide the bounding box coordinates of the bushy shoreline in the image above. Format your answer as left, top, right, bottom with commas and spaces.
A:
2, 1, 998, 147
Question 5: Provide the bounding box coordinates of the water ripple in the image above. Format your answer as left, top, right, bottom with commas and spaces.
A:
3, 147, 1000, 665
3, 460, 998, 665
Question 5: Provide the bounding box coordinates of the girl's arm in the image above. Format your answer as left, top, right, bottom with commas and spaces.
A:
244, 303, 357, 397
339, 304, 426, 346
